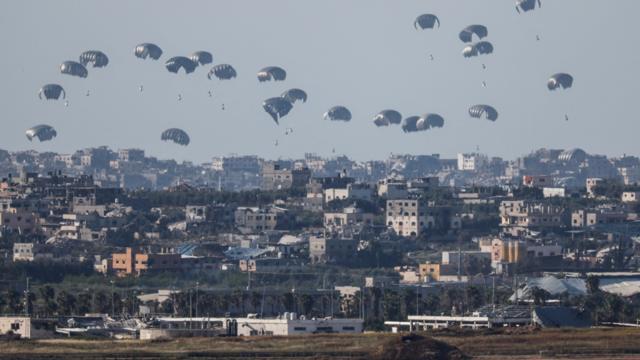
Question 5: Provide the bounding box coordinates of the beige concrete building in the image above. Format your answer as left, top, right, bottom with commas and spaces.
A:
571, 209, 627, 228
586, 178, 604, 198
234, 206, 284, 233
309, 235, 358, 264
0, 209, 36, 235
324, 206, 374, 229
13, 243, 34, 262
386, 199, 428, 237
522, 175, 554, 188
261, 163, 311, 191
499, 200, 566, 236
622, 191, 640, 203
0, 317, 54, 339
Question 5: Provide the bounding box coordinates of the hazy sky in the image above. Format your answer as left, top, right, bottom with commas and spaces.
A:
1, 0, 638, 163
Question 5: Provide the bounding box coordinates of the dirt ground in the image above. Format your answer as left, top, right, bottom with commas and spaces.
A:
0, 327, 639, 359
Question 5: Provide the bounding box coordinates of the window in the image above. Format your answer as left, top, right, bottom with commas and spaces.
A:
294, 327, 307, 331
342, 326, 355, 331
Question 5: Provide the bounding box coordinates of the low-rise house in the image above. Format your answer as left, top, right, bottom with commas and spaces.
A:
523, 175, 554, 188
0, 317, 55, 339
543, 187, 566, 198
309, 234, 358, 264
324, 183, 373, 203
239, 257, 304, 273
261, 163, 311, 191
112, 247, 183, 276
571, 207, 627, 228
324, 205, 374, 229
234, 206, 287, 233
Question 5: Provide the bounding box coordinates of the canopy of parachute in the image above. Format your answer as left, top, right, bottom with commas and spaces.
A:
516, 0, 542, 13
373, 110, 402, 127
161, 128, 190, 146
419, 113, 445, 129
190, 51, 213, 66
208, 64, 237, 80
459, 25, 488, 43
414, 14, 440, 30
79, 50, 109, 68
281, 88, 307, 104
258, 66, 287, 82
263, 97, 293, 124
402, 113, 444, 132
38, 84, 65, 100
548, 73, 574, 91
60, 61, 88, 78
26, 125, 57, 142
324, 106, 352, 122
469, 104, 499, 121
463, 41, 494, 58
165, 57, 198, 74
134, 43, 163, 60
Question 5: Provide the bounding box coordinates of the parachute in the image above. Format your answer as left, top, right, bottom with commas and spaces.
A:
463, 41, 494, 58
26, 125, 57, 142
419, 113, 445, 129
414, 14, 440, 30
161, 128, 190, 146
207, 64, 237, 80
459, 25, 488, 43
402, 116, 421, 132
548, 73, 574, 91
134, 43, 163, 60
165, 57, 198, 74
469, 105, 498, 121
38, 84, 65, 100
402, 114, 444, 132
324, 106, 352, 122
516, 0, 542, 13
373, 110, 402, 127
190, 51, 213, 66
60, 61, 88, 78
79, 50, 109, 68
281, 88, 308, 104
257, 66, 287, 82
263, 97, 293, 124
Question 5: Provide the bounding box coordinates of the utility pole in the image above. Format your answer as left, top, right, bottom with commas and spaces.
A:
110, 280, 115, 318
415, 286, 419, 315
189, 289, 193, 330
492, 275, 496, 311
24, 277, 30, 317
195, 282, 199, 318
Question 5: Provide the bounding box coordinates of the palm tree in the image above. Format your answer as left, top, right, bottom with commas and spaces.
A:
39, 285, 56, 316
56, 291, 77, 316
586, 276, 600, 295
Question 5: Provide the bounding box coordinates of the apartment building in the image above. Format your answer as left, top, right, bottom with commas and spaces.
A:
386, 199, 428, 237
499, 200, 566, 236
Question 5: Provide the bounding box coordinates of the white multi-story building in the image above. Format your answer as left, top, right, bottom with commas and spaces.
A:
457, 153, 488, 171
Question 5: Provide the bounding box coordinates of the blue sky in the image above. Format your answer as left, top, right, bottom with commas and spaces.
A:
1, 0, 638, 163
